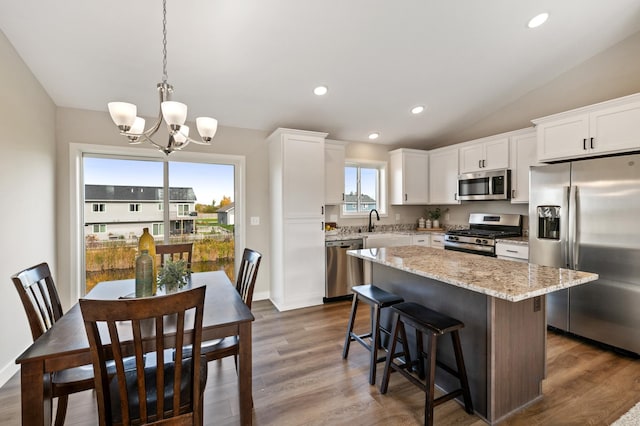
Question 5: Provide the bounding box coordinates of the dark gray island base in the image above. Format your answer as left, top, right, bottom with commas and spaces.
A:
373, 262, 544, 424
349, 246, 599, 425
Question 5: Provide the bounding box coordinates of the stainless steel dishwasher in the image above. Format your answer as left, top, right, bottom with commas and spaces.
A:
325, 238, 364, 302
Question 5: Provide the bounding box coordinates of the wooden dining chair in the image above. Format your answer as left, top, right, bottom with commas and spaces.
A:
200, 248, 262, 365
156, 243, 194, 269
11, 262, 96, 426
79, 285, 208, 426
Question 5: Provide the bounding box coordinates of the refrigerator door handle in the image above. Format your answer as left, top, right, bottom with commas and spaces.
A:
568, 185, 578, 270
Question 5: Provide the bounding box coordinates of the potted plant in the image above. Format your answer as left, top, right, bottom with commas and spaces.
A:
157, 258, 191, 293
425, 208, 448, 229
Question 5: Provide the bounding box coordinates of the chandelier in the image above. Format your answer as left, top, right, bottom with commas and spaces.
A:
107, 0, 217, 155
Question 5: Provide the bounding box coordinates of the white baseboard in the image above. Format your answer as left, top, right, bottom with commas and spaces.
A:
253, 290, 270, 301
0, 361, 19, 388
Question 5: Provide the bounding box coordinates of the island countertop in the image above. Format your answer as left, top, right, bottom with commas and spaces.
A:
348, 245, 598, 302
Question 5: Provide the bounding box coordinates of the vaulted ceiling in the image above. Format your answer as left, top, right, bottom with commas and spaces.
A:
2, 0, 640, 148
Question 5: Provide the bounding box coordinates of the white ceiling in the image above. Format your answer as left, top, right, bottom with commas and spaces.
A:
2, 0, 640, 149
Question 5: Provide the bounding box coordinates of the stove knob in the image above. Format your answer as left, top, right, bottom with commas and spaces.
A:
482, 239, 488, 244
475, 238, 482, 244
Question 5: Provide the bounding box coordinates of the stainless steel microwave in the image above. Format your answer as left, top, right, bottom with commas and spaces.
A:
457, 169, 511, 201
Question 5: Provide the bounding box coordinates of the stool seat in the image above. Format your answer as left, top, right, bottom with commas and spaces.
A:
391, 302, 463, 335
352, 285, 404, 307
343, 285, 404, 385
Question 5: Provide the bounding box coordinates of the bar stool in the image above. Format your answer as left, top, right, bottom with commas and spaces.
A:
342, 284, 404, 385
380, 302, 474, 426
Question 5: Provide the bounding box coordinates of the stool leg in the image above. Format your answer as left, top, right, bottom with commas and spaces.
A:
369, 303, 381, 385
342, 296, 359, 359
451, 331, 474, 414
424, 333, 438, 426
415, 328, 425, 379
380, 311, 400, 394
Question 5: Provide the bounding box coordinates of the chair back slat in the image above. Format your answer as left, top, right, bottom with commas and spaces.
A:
11, 262, 64, 341
156, 243, 194, 269
80, 286, 206, 425
236, 248, 262, 309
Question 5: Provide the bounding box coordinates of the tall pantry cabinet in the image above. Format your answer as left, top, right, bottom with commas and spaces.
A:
268, 128, 327, 311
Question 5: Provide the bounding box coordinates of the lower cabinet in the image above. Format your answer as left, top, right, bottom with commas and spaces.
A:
411, 234, 430, 247
496, 242, 529, 262
430, 233, 445, 249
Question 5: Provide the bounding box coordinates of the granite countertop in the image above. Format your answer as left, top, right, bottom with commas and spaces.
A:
325, 229, 445, 242
495, 236, 529, 246
347, 245, 598, 302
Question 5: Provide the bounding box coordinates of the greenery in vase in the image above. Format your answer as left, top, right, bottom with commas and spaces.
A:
157, 259, 191, 292
425, 207, 449, 221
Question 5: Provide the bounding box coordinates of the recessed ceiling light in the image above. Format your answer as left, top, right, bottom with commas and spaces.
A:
527, 12, 549, 29
368, 132, 380, 140
313, 85, 328, 96
411, 105, 425, 115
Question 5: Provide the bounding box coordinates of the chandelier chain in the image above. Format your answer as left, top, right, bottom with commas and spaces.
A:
162, 0, 168, 83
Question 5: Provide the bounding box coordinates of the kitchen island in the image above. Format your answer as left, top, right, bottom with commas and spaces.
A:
347, 245, 598, 425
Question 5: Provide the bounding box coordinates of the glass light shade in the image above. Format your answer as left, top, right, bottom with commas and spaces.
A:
108, 102, 137, 128
161, 101, 188, 126
130, 117, 146, 134
196, 117, 218, 139
174, 125, 189, 143
528, 12, 549, 28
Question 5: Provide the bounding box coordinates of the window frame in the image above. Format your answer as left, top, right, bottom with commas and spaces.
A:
92, 203, 105, 212
177, 203, 190, 217
341, 159, 387, 218
92, 224, 107, 233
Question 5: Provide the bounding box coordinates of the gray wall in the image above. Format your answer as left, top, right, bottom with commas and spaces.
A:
0, 29, 57, 385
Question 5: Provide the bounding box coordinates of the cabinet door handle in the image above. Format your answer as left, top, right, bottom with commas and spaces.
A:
506, 249, 519, 254
590, 137, 594, 149
342, 193, 345, 201
512, 189, 516, 198
321, 206, 324, 214
478, 160, 482, 168
583, 138, 587, 150
482, 159, 486, 168
321, 222, 324, 230
454, 192, 457, 200
405, 193, 408, 201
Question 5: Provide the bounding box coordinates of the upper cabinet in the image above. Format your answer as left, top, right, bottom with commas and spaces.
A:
389, 148, 429, 205
325, 140, 345, 205
459, 136, 509, 173
509, 128, 539, 204
534, 93, 640, 162
429, 146, 460, 205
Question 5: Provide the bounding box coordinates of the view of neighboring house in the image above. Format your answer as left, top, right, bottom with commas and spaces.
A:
217, 202, 235, 225
343, 193, 376, 213
84, 184, 197, 240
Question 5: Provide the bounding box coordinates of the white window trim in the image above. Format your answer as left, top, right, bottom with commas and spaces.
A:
341, 158, 388, 218
69, 143, 246, 303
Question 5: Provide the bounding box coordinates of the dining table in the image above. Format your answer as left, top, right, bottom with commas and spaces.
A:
15, 270, 255, 426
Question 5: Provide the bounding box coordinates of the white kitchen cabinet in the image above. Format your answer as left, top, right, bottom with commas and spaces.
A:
534, 93, 640, 162
510, 128, 540, 204
459, 136, 509, 173
268, 128, 327, 311
325, 140, 345, 205
428, 146, 460, 205
430, 233, 445, 249
411, 234, 430, 247
389, 148, 429, 205
496, 242, 529, 262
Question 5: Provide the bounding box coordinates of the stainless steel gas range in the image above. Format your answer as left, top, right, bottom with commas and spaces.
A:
444, 213, 522, 257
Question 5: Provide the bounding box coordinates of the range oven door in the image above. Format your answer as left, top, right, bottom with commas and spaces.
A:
444, 239, 496, 256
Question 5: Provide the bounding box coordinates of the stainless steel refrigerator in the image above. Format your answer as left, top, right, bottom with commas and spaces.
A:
529, 154, 640, 355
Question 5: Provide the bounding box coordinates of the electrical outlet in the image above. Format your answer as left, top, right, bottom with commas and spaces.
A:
395, 213, 400, 221
445, 212, 450, 221
250, 216, 260, 226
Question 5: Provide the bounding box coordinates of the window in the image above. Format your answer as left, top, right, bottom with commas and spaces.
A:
92, 203, 105, 212
158, 203, 163, 211
129, 203, 140, 212
177, 204, 190, 217
152, 223, 164, 236
92, 224, 107, 233
342, 161, 387, 216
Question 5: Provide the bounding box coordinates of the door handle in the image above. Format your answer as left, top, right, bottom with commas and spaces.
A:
590, 137, 594, 149
482, 159, 486, 168
321, 205, 324, 214
405, 193, 408, 201
478, 160, 482, 168
583, 138, 587, 150
512, 189, 516, 198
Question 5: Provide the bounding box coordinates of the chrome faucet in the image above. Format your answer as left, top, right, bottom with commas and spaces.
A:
368, 209, 380, 232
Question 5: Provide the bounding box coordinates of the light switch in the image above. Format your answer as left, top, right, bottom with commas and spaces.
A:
250, 216, 260, 226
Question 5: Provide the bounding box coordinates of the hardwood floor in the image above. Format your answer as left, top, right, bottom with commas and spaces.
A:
1, 299, 638, 425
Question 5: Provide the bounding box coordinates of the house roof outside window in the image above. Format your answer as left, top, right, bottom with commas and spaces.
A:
85, 185, 197, 202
